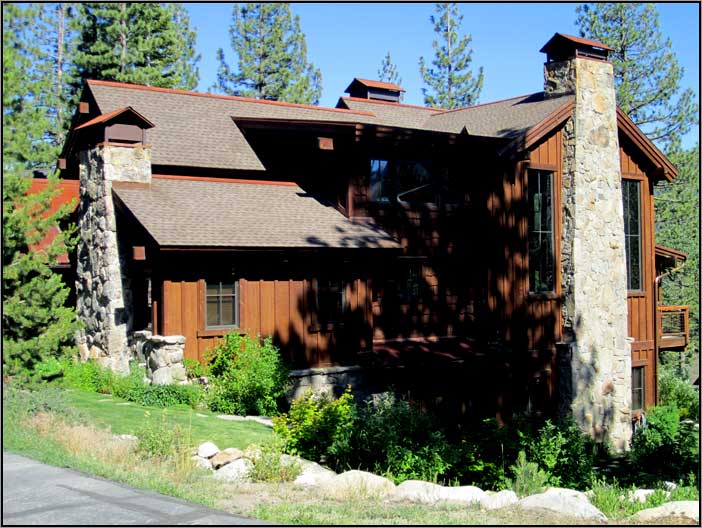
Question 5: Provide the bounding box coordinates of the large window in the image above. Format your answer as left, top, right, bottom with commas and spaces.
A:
369, 159, 435, 203
632, 366, 645, 411
528, 169, 555, 293
206, 280, 239, 328
622, 179, 642, 291
316, 279, 344, 324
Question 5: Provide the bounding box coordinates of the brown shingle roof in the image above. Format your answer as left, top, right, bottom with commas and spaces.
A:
112, 176, 401, 249
87, 80, 378, 172
338, 97, 445, 130
422, 92, 574, 138
346, 78, 405, 92
74, 105, 154, 130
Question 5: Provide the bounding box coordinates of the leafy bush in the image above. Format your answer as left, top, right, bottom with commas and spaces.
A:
506, 451, 548, 498
183, 358, 209, 379
136, 411, 187, 458
249, 438, 302, 483
274, 387, 356, 466
32, 357, 65, 380
630, 404, 699, 480
206, 333, 289, 416
61, 358, 116, 393
349, 393, 450, 483
658, 363, 700, 420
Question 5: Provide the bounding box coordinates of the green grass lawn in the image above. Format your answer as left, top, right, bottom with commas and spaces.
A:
63, 389, 272, 449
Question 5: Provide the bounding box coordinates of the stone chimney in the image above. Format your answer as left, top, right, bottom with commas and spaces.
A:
541, 34, 631, 451
74, 107, 154, 373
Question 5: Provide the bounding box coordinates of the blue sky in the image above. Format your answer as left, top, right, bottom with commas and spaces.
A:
186, 2, 700, 144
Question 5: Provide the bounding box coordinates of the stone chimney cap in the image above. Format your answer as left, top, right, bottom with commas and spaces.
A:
75, 106, 155, 131
540, 33, 613, 62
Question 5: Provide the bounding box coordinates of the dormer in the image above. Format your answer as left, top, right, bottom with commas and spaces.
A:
344, 78, 405, 103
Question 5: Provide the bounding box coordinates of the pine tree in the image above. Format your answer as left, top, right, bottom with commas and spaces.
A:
576, 3, 698, 150
378, 52, 402, 86
419, 3, 484, 109
655, 144, 700, 368
73, 3, 200, 91
2, 173, 80, 376
214, 3, 322, 105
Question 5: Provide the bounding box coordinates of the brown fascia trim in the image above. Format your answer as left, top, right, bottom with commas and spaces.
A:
497, 99, 575, 159
655, 244, 688, 262
616, 108, 677, 182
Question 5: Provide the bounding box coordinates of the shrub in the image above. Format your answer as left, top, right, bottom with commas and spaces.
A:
274, 387, 356, 467
350, 393, 450, 483
658, 362, 700, 420
32, 357, 65, 381
206, 333, 289, 416
249, 438, 302, 483
61, 358, 116, 393
183, 358, 209, 379
630, 404, 699, 480
506, 450, 549, 498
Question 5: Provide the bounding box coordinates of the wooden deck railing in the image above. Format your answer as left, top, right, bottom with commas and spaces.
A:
657, 305, 690, 349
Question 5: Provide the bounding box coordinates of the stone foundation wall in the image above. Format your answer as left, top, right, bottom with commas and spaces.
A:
288, 366, 365, 400
75, 144, 151, 374
132, 331, 187, 385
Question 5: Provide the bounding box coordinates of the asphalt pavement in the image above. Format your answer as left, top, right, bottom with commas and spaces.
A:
2, 452, 267, 525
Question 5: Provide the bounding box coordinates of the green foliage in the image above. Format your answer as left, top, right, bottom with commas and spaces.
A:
136, 411, 187, 458
658, 360, 699, 420
2, 384, 84, 424
73, 3, 200, 91
630, 404, 699, 480
655, 145, 699, 366
349, 393, 450, 483
206, 333, 289, 416
61, 358, 115, 393
378, 52, 402, 94
183, 358, 210, 379
274, 387, 356, 466
419, 3, 483, 109
576, 3, 698, 149
505, 451, 548, 498
214, 3, 322, 104
32, 357, 65, 381
250, 438, 302, 483
3, 173, 79, 377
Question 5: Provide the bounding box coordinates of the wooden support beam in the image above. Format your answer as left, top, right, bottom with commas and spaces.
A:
133, 246, 146, 261
318, 137, 334, 150
79, 102, 89, 114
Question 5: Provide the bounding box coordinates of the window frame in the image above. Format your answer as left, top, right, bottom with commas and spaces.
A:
622, 178, 643, 293
314, 277, 345, 327
527, 169, 556, 294
368, 158, 437, 205
204, 279, 240, 330
631, 365, 645, 411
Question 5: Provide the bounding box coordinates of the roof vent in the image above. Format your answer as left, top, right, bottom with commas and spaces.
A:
344, 78, 405, 103
540, 33, 613, 63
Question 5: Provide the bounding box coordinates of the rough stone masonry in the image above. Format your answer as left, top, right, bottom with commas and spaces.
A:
546, 56, 632, 451
75, 144, 151, 374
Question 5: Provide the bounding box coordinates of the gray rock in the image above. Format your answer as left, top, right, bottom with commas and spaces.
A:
391, 480, 444, 504
627, 489, 668, 503
481, 489, 518, 510
438, 485, 488, 505
212, 458, 253, 483
151, 367, 172, 385
322, 470, 395, 499
293, 461, 336, 487
630, 501, 699, 523
190, 455, 212, 471
197, 442, 219, 459
517, 487, 607, 522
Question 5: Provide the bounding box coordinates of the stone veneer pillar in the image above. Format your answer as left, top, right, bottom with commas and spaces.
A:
75, 144, 151, 373
546, 57, 632, 451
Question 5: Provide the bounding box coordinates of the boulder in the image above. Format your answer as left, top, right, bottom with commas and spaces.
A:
190, 455, 212, 471
481, 489, 519, 510
630, 501, 699, 524
294, 461, 336, 487
517, 488, 607, 522
627, 489, 668, 503
223, 447, 244, 458
212, 458, 253, 483
322, 470, 395, 499
438, 485, 488, 505
391, 480, 444, 504
197, 441, 219, 459
210, 450, 243, 469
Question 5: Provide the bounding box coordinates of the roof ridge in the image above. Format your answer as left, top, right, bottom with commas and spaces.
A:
87, 80, 376, 117
341, 96, 447, 113
427, 93, 544, 117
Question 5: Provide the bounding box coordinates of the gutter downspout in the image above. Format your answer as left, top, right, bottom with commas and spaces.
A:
653, 260, 687, 404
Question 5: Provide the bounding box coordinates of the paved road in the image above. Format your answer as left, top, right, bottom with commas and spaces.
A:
2, 452, 266, 525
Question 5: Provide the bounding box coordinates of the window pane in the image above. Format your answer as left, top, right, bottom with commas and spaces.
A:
220, 283, 236, 296
632, 367, 645, 410
370, 159, 390, 202
318, 279, 343, 323
206, 298, 219, 327
206, 282, 220, 296
528, 170, 555, 293
221, 296, 235, 326
622, 180, 642, 290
